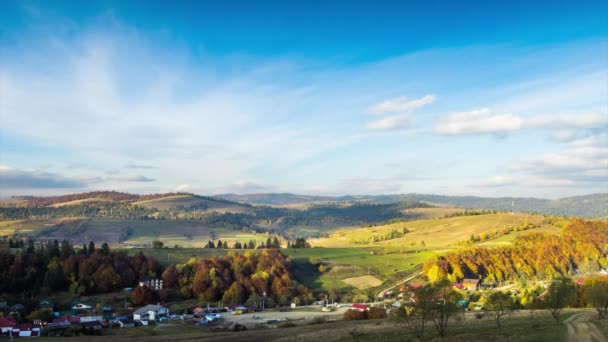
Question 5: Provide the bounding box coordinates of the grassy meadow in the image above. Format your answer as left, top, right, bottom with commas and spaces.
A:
310, 212, 558, 248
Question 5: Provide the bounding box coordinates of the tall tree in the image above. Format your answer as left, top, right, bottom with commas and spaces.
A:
485, 291, 514, 328
544, 277, 577, 322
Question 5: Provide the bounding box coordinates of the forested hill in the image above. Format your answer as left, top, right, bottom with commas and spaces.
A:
217, 193, 608, 218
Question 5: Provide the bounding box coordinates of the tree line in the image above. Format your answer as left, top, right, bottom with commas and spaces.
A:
0, 240, 161, 296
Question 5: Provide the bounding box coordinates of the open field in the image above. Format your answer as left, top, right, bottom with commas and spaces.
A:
120, 247, 229, 265
341, 275, 383, 289
133, 194, 253, 214
311, 213, 557, 248
0, 217, 268, 247
282, 247, 433, 291
32, 309, 580, 342
49, 197, 114, 207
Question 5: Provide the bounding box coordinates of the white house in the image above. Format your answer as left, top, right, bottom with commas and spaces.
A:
133, 304, 168, 321
71, 302, 93, 310
139, 276, 164, 291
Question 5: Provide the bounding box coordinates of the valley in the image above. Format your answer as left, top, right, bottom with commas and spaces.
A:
1, 191, 607, 341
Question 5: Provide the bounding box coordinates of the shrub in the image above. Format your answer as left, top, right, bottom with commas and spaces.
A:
368, 307, 387, 319
278, 321, 296, 328
343, 309, 367, 320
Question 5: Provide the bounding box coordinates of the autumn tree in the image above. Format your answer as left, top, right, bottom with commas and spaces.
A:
162, 265, 179, 289
544, 277, 577, 322
429, 280, 462, 337
485, 291, 514, 328
131, 285, 158, 305
400, 284, 436, 338
586, 281, 608, 319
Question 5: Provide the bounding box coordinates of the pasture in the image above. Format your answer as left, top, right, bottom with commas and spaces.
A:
283, 247, 433, 292
311, 213, 556, 248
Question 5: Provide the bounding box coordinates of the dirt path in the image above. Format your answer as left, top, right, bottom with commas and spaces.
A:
376, 271, 422, 299
564, 312, 606, 342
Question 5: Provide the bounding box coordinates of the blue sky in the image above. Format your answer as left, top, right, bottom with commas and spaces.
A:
1, 0, 607, 198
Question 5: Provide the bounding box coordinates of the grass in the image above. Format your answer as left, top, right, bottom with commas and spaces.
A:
311, 213, 556, 249
594, 319, 608, 337
132, 195, 252, 214
351, 311, 569, 342
0, 218, 65, 236
120, 247, 229, 265
283, 247, 433, 292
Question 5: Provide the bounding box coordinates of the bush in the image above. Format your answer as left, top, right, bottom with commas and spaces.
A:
343, 309, 367, 321
368, 307, 387, 319
310, 316, 327, 324
278, 321, 296, 328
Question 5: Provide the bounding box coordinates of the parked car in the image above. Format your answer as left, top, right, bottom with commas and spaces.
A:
158, 317, 168, 323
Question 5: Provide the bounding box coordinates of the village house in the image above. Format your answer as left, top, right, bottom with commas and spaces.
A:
71, 301, 93, 311
139, 276, 164, 290
461, 278, 481, 290
133, 304, 168, 321
0, 317, 16, 336
351, 303, 370, 312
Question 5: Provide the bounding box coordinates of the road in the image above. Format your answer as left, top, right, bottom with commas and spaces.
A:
564, 312, 606, 342
221, 307, 349, 328
376, 271, 422, 299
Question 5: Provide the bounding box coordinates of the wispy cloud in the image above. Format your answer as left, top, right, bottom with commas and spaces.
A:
110, 175, 155, 182
366, 114, 414, 130
366, 94, 436, 131
436, 109, 607, 136
124, 163, 156, 169
435, 108, 522, 135
369, 94, 436, 115
476, 133, 608, 194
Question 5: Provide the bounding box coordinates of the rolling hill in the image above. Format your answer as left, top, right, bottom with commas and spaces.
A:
218, 192, 608, 218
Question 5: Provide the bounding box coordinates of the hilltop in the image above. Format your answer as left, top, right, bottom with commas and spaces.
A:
218, 192, 608, 218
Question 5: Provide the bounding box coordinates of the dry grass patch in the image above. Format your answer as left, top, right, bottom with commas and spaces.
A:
342, 275, 383, 289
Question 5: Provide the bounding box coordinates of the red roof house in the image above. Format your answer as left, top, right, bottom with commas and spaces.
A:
0, 317, 16, 335
351, 303, 370, 312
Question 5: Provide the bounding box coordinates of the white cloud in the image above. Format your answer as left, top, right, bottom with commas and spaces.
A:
525, 112, 608, 129
366, 114, 413, 130
369, 94, 436, 115
436, 108, 522, 135
436, 108, 607, 136
477, 134, 608, 194
110, 175, 155, 182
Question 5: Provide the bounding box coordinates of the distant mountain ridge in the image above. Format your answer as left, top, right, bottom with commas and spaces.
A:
217, 192, 608, 218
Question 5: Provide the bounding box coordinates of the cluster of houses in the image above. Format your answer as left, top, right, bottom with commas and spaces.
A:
0, 317, 42, 337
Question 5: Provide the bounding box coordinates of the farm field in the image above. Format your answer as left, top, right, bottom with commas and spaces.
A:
282, 247, 433, 292
0, 217, 268, 247
132, 194, 253, 214
311, 213, 557, 248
